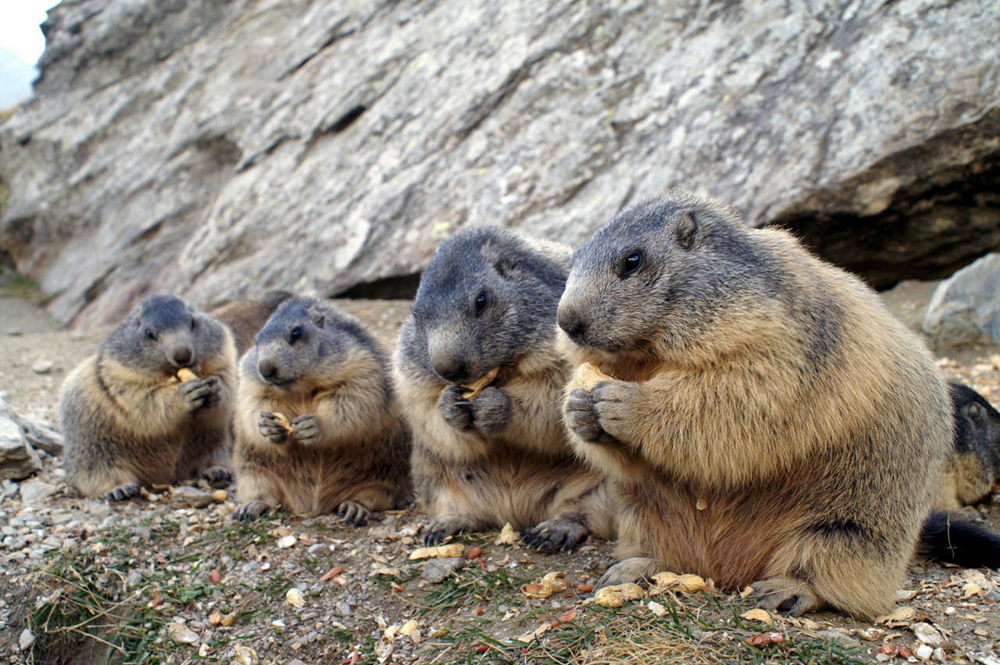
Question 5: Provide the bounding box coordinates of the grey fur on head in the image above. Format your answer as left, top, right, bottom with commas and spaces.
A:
558, 192, 788, 356
102, 294, 226, 374
398, 226, 569, 385
243, 296, 389, 392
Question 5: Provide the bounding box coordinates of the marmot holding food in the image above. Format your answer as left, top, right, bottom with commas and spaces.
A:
557, 191, 954, 619
62, 294, 237, 500
232, 297, 411, 524
394, 227, 617, 551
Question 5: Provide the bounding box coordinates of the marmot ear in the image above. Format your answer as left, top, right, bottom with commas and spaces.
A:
965, 403, 985, 424
493, 256, 514, 279
675, 211, 698, 249
307, 306, 326, 328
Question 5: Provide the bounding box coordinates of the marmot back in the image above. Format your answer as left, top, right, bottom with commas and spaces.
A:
558, 192, 952, 619
232, 297, 411, 523
395, 226, 617, 551
61, 294, 237, 500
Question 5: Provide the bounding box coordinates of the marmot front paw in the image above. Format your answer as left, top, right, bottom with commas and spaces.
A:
290, 414, 321, 447
469, 386, 512, 434
565, 388, 617, 444
180, 377, 216, 411
437, 385, 474, 431
258, 411, 289, 444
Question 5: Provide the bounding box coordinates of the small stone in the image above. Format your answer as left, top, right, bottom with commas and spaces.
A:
126, 569, 144, 587
421, 557, 465, 584
648, 600, 667, 617
19, 420, 64, 455
914, 643, 933, 660
19, 480, 57, 504
170, 486, 213, 509
911, 623, 943, 648
31, 360, 54, 374
210, 489, 227, 502
277, 535, 297, 549
19, 628, 35, 650
167, 622, 199, 645
285, 587, 305, 608
816, 630, 861, 649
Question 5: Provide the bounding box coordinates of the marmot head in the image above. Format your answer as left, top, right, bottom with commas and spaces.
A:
558, 192, 783, 363
246, 297, 380, 389
103, 294, 224, 375
950, 382, 1000, 482
405, 226, 568, 385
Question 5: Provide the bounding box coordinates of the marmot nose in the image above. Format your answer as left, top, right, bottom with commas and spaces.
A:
433, 359, 470, 384
171, 346, 194, 367
258, 358, 278, 381
557, 309, 589, 339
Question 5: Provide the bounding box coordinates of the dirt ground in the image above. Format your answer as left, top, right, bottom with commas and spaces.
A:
0, 285, 997, 665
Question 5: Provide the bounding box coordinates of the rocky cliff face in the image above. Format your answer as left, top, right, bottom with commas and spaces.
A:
1, 0, 998, 326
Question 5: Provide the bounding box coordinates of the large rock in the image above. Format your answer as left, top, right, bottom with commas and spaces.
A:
2, 0, 999, 326
924, 253, 1000, 352
0, 399, 42, 481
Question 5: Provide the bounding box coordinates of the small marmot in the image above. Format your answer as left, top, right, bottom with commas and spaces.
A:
394, 226, 617, 551
936, 382, 1000, 511
557, 192, 953, 619
232, 297, 412, 524
61, 294, 237, 500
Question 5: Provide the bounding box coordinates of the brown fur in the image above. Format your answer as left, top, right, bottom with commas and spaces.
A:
210, 290, 293, 356
558, 192, 952, 619
394, 227, 618, 550
61, 295, 237, 498
232, 298, 411, 521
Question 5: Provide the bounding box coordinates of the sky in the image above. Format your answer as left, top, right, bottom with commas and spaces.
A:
0, 0, 62, 108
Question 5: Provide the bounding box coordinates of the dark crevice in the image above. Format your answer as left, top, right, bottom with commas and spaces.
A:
325, 104, 368, 134
771, 110, 1000, 289
194, 135, 243, 168
772, 153, 1000, 289
334, 272, 422, 300
277, 19, 354, 81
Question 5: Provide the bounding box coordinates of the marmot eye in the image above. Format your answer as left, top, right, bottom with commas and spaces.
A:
289, 326, 302, 343
621, 251, 643, 277
190, 317, 197, 331
474, 291, 489, 315
145, 329, 157, 341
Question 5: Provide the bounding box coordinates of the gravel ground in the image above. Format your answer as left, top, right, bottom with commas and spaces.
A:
0, 289, 997, 665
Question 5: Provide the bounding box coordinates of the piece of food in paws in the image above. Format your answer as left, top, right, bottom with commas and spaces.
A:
577, 362, 615, 391
272, 412, 292, 432
176, 367, 199, 382
460, 366, 501, 400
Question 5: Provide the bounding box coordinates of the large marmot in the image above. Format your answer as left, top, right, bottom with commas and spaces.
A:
557, 192, 954, 619
232, 297, 412, 524
394, 227, 616, 551
62, 294, 237, 500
